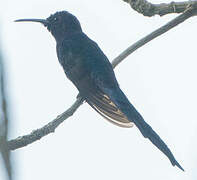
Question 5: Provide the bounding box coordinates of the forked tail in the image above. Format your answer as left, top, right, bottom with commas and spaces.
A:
106, 87, 184, 171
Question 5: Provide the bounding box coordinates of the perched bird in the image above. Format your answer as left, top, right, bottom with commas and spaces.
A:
15, 11, 183, 170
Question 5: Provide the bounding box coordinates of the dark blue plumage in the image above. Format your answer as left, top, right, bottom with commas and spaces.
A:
15, 11, 184, 171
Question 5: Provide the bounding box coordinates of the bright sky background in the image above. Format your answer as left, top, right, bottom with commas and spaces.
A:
1, 0, 197, 180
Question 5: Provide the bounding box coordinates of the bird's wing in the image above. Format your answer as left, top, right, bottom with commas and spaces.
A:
84, 87, 134, 128
60, 35, 133, 128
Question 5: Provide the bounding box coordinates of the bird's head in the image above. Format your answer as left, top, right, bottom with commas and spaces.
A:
15, 11, 82, 42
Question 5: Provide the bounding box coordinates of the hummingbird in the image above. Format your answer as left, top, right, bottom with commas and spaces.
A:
15, 11, 184, 171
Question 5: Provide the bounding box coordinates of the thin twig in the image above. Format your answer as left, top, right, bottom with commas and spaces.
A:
123, 0, 197, 16
7, 6, 197, 151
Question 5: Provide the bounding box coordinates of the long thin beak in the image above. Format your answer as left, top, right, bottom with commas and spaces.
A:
15, 19, 48, 26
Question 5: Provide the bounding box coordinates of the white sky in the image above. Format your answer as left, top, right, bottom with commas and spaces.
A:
1, 0, 197, 180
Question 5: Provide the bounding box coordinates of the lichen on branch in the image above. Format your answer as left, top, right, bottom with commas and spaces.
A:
123, 0, 197, 16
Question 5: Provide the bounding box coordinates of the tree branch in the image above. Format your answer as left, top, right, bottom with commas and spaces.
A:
0, 49, 12, 179
123, 0, 197, 17
7, 96, 84, 150
7, 6, 197, 151
112, 4, 197, 67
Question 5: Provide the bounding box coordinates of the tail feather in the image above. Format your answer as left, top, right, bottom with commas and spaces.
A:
106, 87, 184, 171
